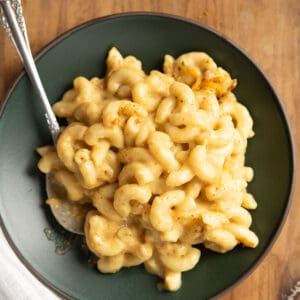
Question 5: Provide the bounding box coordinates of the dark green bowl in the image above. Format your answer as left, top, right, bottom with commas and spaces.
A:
0, 13, 294, 300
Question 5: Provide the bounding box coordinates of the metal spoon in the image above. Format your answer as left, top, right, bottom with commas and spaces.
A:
0, 0, 84, 234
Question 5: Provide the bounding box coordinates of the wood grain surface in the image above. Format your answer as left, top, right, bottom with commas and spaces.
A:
0, 1, 299, 299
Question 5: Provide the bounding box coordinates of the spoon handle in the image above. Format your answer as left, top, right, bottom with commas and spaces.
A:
0, 0, 60, 142
0, 0, 29, 50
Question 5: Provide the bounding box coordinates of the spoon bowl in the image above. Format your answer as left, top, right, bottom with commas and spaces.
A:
46, 175, 85, 234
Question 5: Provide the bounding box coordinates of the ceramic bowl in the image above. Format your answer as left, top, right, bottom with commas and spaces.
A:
0, 13, 294, 300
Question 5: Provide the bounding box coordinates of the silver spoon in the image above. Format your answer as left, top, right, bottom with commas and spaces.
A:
0, 0, 84, 234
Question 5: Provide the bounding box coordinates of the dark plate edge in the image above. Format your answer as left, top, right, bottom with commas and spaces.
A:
0, 11, 296, 300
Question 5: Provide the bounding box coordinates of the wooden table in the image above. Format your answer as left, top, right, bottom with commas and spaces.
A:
0, 1, 299, 299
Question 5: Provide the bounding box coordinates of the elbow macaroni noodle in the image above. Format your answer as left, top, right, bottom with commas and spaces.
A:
37, 47, 258, 291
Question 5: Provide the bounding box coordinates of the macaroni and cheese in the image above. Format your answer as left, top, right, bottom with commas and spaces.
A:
37, 47, 258, 291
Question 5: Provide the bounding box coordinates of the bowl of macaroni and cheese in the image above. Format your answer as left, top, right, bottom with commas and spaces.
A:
0, 13, 294, 300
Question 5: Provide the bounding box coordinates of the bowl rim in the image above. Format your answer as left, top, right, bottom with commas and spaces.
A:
0, 11, 296, 300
